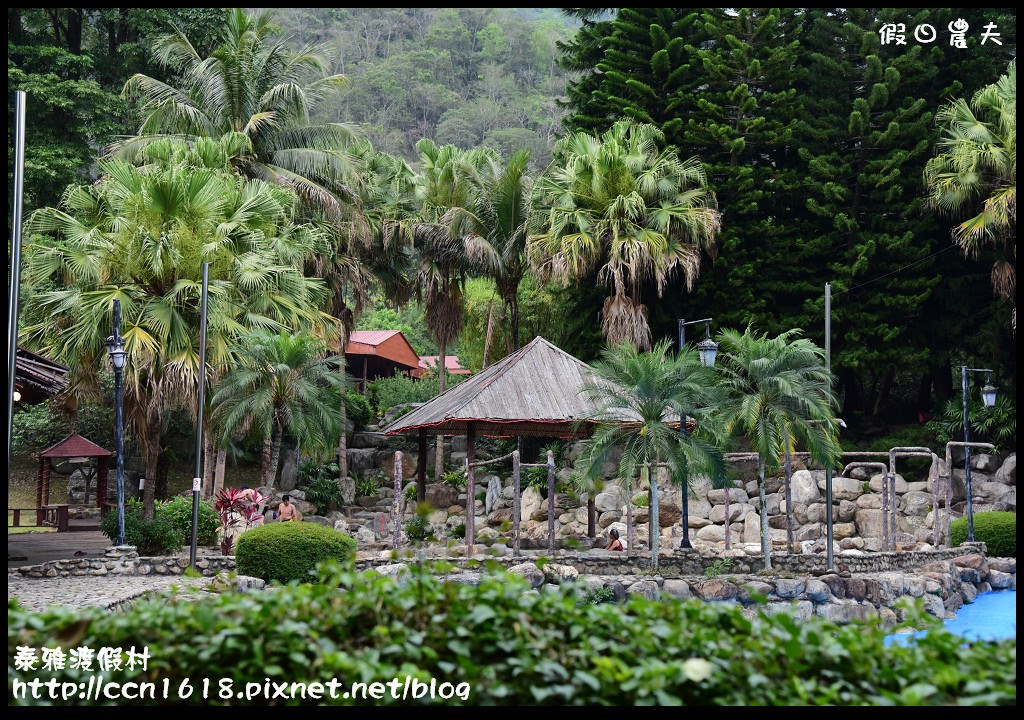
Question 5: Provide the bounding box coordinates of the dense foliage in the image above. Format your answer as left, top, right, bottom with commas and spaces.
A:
951, 511, 1016, 558
8, 563, 1016, 705
99, 499, 181, 555
368, 371, 465, 417
157, 496, 220, 548
234, 522, 356, 583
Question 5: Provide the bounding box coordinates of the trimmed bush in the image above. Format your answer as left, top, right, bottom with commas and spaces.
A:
100, 499, 182, 555
951, 511, 1016, 557
235, 522, 356, 583
8, 563, 1015, 706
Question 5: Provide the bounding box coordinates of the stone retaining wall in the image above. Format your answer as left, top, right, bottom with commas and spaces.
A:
11, 546, 236, 579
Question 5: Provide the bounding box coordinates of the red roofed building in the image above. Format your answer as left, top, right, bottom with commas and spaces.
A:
344, 330, 421, 393
414, 355, 471, 378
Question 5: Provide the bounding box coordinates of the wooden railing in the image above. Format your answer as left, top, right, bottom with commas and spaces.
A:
8, 505, 69, 532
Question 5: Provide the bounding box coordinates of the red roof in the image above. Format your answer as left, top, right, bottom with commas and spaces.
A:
418, 355, 470, 374
38, 433, 114, 458
344, 330, 420, 370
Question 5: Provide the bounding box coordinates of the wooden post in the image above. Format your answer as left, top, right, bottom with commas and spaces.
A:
393, 450, 403, 549
587, 494, 596, 540
36, 457, 43, 509
512, 449, 521, 556
466, 424, 476, 555
416, 429, 427, 503
97, 457, 109, 513
362, 356, 368, 394
546, 449, 555, 553
42, 461, 51, 507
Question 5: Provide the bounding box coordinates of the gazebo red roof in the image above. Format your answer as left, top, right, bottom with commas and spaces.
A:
38, 433, 113, 459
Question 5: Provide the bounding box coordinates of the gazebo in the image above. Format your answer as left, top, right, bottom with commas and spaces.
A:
36, 434, 114, 511
382, 336, 644, 549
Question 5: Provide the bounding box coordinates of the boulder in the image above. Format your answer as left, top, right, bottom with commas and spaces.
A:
425, 483, 460, 509
819, 574, 846, 599
901, 491, 933, 517
988, 569, 1014, 589
855, 508, 883, 539
707, 488, 748, 505
816, 602, 872, 623
347, 448, 380, 473
763, 600, 814, 621
856, 493, 882, 509
353, 526, 377, 546
508, 562, 545, 589
544, 563, 579, 584
484, 475, 502, 515
278, 449, 299, 491
974, 481, 1011, 503
694, 579, 738, 601
710, 503, 750, 524
796, 523, 823, 542
659, 501, 682, 527
742, 511, 761, 544
688, 516, 712, 528
738, 580, 773, 604
831, 476, 866, 501
626, 579, 659, 600
869, 473, 907, 494
960, 583, 978, 605
598, 511, 621, 528
661, 579, 690, 599
806, 503, 828, 524
790, 470, 822, 504
520, 486, 543, 522
773, 578, 806, 599
994, 454, 1016, 485
833, 522, 856, 540
989, 557, 1016, 574
594, 485, 626, 513
971, 453, 998, 472
695, 524, 741, 544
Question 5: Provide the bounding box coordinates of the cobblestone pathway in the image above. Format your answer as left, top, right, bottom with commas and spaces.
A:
8, 574, 208, 612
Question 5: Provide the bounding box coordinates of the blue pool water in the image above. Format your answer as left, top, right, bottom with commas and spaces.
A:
886, 590, 1016, 645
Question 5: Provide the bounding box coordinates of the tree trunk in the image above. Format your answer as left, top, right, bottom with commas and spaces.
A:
873, 365, 895, 417
546, 450, 555, 553
510, 293, 520, 352
784, 445, 794, 553
261, 433, 273, 489
481, 299, 495, 368
723, 479, 732, 551
267, 421, 284, 499
416, 429, 427, 503
338, 381, 349, 482
142, 392, 162, 519
213, 448, 227, 497
202, 432, 215, 498
758, 456, 771, 571
465, 424, 476, 554
650, 460, 660, 567
587, 495, 596, 539
625, 475, 635, 558
434, 339, 447, 482
512, 450, 521, 556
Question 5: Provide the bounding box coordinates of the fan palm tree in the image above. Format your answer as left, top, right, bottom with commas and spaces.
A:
210, 331, 344, 497
118, 8, 359, 221
23, 136, 330, 518
925, 61, 1016, 324
716, 327, 840, 569
529, 120, 721, 349
576, 341, 726, 565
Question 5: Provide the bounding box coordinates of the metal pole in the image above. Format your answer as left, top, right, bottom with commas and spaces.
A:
961, 365, 974, 542
189, 263, 210, 569
7, 91, 26, 475
825, 283, 834, 570
113, 300, 126, 546
677, 318, 692, 549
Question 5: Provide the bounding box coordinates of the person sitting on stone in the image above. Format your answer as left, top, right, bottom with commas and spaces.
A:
606, 527, 624, 551
277, 495, 298, 522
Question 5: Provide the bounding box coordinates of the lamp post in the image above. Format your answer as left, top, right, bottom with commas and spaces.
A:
677, 317, 717, 550
961, 366, 997, 542
104, 299, 128, 547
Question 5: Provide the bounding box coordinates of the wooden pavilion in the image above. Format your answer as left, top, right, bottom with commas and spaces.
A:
36, 434, 114, 512
382, 336, 648, 549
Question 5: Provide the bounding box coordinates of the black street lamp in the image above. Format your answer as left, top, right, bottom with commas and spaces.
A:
961, 366, 997, 543
104, 299, 128, 547
676, 318, 717, 550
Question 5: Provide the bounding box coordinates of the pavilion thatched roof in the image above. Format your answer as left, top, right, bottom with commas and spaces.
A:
382, 336, 665, 438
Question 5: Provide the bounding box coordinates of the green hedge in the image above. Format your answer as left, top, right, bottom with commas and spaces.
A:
951, 511, 1016, 558
100, 497, 218, 553
158, 496, 219, 547
8, 564, 1016, 705
235, 522, 356, 583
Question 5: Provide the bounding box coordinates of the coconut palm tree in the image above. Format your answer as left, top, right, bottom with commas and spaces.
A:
925, 61, 1016, 324
529, 120, 721, 349
576, 340, 726, 565
23, 136, 329, 518
118, 7, 359, 221
447, 149, 533, 350
210, 331, 344, 497
716, 327, 841, 570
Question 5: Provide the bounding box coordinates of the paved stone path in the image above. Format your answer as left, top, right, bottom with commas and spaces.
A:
8, 574, 208, 613
8, 530, 111, 568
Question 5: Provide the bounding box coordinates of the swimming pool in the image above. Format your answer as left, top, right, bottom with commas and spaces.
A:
886, 590, 1016, 644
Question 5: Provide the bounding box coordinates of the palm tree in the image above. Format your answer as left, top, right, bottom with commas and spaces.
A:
408, 139, 498, 480
210, 331, 344, 497
23, 136, 329, 517
925, 61, 1016, 324
118, 8, 359, 221
529, 120, 721, 349
447, 149, 533, 350
577, 341, 726, 565
716, 327, 840, 569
